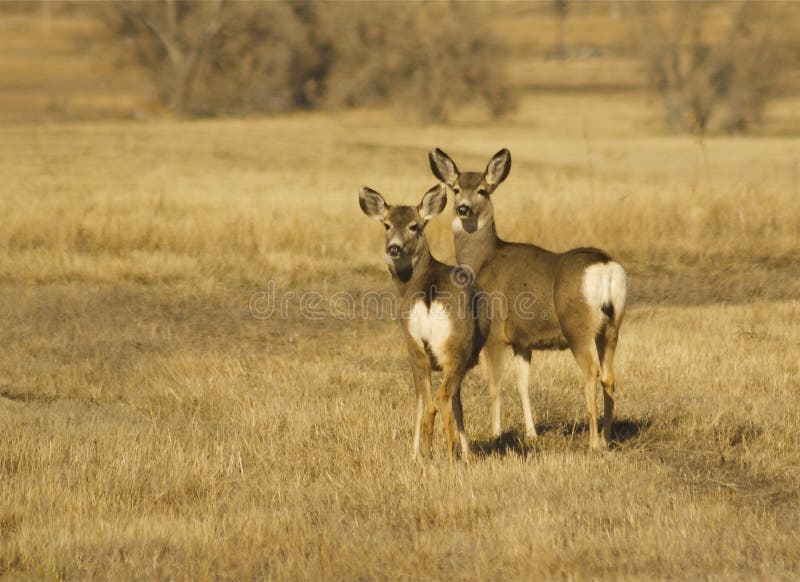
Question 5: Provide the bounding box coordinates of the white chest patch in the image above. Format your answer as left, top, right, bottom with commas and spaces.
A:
406, 300, 453, 367
451, 214, 492, 233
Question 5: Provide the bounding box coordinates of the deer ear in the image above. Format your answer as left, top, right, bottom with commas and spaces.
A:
429, 148, 460, 186
484, 148, 511, 186
359, 186, 389, 222
418, 183, 447, 223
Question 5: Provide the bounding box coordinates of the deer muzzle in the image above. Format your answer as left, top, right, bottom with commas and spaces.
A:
387, 244, 403, 259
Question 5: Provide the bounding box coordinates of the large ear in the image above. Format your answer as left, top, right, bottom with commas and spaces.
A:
484, 148, 511, 186
418, 183, 447, 223
428, 148, 460, 186
359, 186, 389, 222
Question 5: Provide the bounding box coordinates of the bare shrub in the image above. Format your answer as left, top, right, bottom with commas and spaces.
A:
192, 3, 322, 115
551, 0, 570, 60
104, 1, 325, 116
107, 0, 226, 114
103, 1, 516, 121
315, 2, 517, 122
637, 1, 787, 134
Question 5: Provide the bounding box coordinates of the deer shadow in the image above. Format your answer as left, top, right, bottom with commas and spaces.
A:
470, 417, 653, 458
549, 416, 654, 450
471, 429, 534, 459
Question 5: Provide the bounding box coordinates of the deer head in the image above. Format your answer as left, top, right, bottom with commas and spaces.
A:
359, 183, 447, 281
429, 148, 511, 234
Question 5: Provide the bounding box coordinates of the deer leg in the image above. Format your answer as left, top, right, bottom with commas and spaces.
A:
410, 348, 434, 460
572, 343, 602, 451
512, 348, 537, 439
449, 371, 470, 462
436, 380, 456, 463
596, 323, 620, 447
412, 391, 424, 459
481, 340, 506, 437
420, 384, 437, 460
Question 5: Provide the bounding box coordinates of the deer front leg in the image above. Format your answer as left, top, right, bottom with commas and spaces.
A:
450, 372, 470, 463
512, 348, 537, 440
410, 349, 434, 461
420, 389, 437, 460
438, 370, 468, 463
412, 392, 424, 460
436, 380, 455, 463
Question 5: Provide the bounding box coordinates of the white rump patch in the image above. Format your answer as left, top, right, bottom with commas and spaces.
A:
406, 300, 453, 367
582, 261, 627, 327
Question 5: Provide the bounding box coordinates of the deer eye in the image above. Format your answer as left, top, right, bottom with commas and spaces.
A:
452, 187, 461, 195
409, 223, 419, 232
383, 223, 391, 231
477, 187, 489, 196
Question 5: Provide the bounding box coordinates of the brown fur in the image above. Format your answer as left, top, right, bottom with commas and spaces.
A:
359, 184, 490, 461
429, 148, 627, 450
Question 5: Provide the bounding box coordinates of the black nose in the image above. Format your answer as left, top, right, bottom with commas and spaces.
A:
387, 244, 402, 258
457, 204, 472, 217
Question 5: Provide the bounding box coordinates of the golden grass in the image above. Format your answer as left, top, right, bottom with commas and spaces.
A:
0, 96, 799, 579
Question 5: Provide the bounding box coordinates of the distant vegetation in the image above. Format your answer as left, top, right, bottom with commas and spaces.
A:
637, 1, 791, 134
2, 1, 799, 133
103, 0, 517, 122
1, 3, 799, 579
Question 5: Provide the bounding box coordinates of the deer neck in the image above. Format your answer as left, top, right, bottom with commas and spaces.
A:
453, 214, 500, 275
389, 237, 434, 292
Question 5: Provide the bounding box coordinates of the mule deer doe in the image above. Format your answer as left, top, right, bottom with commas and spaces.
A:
429, 148, 627, 450
359, 184, 489, 462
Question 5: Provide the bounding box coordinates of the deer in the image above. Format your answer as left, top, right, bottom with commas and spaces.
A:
429, 148, 627, 451
359, 183, 490, 462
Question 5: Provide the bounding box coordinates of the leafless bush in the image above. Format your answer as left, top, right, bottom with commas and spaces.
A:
637, 1, 787, 134
551, 0, 570, 60
192, 3, 322, 115
314, 2, 517, 122
102, 1, 516, 121
108, 0, 226, 114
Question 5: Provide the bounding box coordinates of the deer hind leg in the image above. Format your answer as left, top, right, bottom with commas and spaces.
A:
571, 342, 602, 451
513, 348, 537, 440
596, 322, 620, 447
481, 340, 506, 437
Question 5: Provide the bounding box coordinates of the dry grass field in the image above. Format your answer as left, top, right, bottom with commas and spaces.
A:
2, 3, 800, 580
1, 94, 799, 579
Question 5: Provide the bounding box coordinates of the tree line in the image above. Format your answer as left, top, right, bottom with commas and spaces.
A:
105, 1, 515, 123
102, 0, 796, 133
